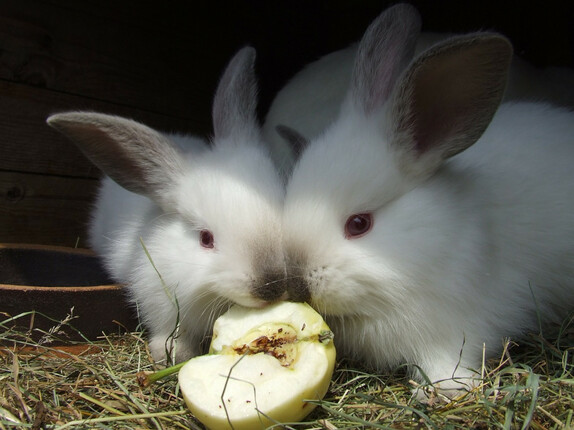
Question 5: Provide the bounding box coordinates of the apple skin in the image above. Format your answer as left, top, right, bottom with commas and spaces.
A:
179, 302, 336, 430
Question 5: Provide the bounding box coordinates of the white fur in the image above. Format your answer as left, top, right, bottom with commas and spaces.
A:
285, 102, 574, 384
48, 48, 287, 363
263, 32, 574, 175
91, 140, 285, 362
263, 34, 445, 171
279, 4, 574, 392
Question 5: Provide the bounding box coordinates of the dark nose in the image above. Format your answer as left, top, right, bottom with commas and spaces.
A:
251, 273, 288, 302
285, 277, 310, 303
251, 272, 310, 303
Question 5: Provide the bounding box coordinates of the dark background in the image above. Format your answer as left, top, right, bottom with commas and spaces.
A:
0, 0, 572, 246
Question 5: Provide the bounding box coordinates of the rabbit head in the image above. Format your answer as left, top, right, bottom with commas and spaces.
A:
281, 5, 511, 314
47, 47, 291, 361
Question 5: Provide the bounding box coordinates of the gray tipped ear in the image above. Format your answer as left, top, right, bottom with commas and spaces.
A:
275, 125, 309, 160
389, 33, 513, 178
47, 111, 185, 209
212, 46, 260, 142
351, 3, 421, 113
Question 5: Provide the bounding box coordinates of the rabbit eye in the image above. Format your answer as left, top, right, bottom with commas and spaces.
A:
344, 213, 373, 239
199, 229, 215, 249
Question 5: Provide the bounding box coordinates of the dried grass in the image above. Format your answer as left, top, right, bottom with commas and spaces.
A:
1, 310, 572, 429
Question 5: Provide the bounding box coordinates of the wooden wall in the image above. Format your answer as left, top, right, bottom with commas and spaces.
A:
1, 0, 572, 248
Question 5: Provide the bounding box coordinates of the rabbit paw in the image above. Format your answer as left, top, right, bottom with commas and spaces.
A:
148, 334, 196, 364
411, 376, 478, 404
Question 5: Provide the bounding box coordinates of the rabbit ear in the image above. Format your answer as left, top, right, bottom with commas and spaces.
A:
275, 124, 309, 159
388, 34, 512, 178
350, 3, 421, 114
212, 46, 260, 143
47, 112, 185, 210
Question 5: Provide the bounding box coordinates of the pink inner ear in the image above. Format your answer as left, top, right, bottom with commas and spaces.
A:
365, 41, 406, 113
399, 36, 511, 159
409, 60, 463, 154
351, 4, 421, 115
356, 34, 420, 115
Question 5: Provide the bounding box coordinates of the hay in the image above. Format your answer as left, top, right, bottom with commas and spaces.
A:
1, 310, 572, 429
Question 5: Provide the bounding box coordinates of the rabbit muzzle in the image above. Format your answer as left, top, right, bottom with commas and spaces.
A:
250, 272, 310, 304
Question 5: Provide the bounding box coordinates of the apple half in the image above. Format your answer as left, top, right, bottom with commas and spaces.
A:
179, 301, 336, 430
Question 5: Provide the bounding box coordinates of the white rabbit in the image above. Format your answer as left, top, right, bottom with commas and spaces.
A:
47, 47, 293, 363
275, 4, 574, 395
263, 5, 574, 174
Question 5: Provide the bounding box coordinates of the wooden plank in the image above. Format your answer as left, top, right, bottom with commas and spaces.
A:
0, 171, 98, 246
0, 0, 225, 124
0, 80, 210, 177
2, 0, 570, 122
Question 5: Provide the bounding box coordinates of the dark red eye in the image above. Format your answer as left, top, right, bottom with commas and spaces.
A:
199, 229, 215, 249
344, 213, 373, 239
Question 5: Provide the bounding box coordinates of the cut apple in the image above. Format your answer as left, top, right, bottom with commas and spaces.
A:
178, 301, 336, 430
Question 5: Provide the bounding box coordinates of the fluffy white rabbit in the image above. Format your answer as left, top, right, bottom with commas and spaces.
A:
47, 47, 292, 363
274, 4, 574, 394
263, 5, 574, 174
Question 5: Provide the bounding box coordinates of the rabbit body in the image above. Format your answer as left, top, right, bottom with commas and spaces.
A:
276, 4, 574, 390
285, 102, 574, 386
48, 48, 287, 363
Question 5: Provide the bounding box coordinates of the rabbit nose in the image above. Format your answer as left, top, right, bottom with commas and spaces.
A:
251, 274, 288, 302
251, 274, 311, 304
286, 278, 310, 303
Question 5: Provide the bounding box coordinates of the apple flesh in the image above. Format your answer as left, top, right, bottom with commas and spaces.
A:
179, 301, 336, 430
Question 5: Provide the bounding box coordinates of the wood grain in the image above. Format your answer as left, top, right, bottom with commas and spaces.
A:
0, 170, 98, 246
0, 81, 211, 177
0, 0, 572, 247
0, 0, 220, 126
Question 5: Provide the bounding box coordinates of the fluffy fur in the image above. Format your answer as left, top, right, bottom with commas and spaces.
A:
47, 48, 287, 363
263, 9, 574, 175
273, 4, 574, 392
